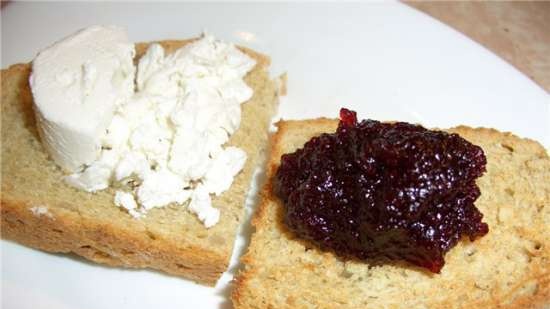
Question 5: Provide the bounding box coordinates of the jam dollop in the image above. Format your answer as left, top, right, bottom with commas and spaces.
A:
274, 108, 488, 273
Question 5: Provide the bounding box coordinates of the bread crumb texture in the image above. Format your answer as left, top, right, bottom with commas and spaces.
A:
233, 119, 550, 308
1, 40, 279, 285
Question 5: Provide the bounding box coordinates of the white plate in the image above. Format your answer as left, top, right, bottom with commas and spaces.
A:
1, 2, 548, 309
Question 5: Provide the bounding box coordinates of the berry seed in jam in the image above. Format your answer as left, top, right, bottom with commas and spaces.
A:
274, 108, 488, 273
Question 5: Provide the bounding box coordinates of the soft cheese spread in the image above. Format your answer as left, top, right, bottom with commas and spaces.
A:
30, 26, 255, 227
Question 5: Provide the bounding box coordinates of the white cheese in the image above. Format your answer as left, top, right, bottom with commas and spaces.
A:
31, 29, 255, 227
114, 151, 149, 181
64, 149, 119, 192
202, 147, 247, 196
114, 191, 140, 218
136, 169, 191, 210
29, 205, 54, 219
30, 25, 135, 172
189, 185, 220, 228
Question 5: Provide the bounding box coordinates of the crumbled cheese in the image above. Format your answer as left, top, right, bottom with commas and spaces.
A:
29, 206, 54, 219
114, 191, 141, 218
189, 185, 220, 228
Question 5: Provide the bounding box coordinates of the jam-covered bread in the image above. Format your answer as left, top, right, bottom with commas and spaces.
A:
234, 117, 549, 309
274, 109, 488, 273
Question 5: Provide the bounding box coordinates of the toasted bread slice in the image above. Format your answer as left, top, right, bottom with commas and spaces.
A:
233, 119, 549, 308
0, 40, 280, 285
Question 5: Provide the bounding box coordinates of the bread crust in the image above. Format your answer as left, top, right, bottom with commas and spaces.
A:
2, 196, 226, 282
233, 119, 550, 308
1, 40, 279, 285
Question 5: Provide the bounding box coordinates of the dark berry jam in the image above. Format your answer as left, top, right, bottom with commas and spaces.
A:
274, 108, 488, 273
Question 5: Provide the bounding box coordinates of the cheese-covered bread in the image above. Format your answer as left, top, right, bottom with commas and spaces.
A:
1, 40, 280, 285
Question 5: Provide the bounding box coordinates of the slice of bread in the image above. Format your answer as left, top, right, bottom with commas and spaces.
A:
1, 40, 280, 285
233, 119, 549, 308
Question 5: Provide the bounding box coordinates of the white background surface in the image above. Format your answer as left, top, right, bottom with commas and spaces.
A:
1, 2, 548, 309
